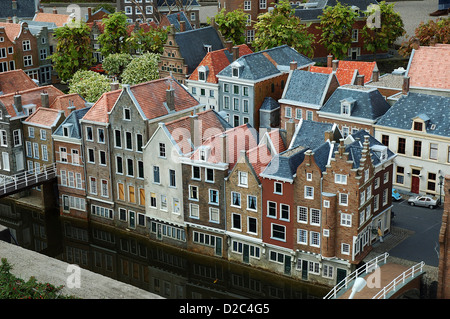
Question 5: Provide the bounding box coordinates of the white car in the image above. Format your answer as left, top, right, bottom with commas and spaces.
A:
407, 195, 439, 209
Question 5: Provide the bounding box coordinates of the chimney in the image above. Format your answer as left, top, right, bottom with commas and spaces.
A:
338, 138, 345, 156
232, 46, 239, 61
402, 76, 410, 95
39, 7, 43, 13
6, 17, 12, 23
111, 82, 120, 91
41, 91, 49, 108
356, 74, 365, 86
372, 68, 380, 82
332, 60, 339, 72
285, 119, 295, 148
412, 37, 420, 50
327, 55, 333, 68
14, 94, 23, 113
68, 100, 76, 113
290, 61, 298, 71
220, 133, 228, 163
324, 130, 333, 142
52, 7, 57, 14
226, 41, 233, 53
190, 112, 201, 148
430, 36, 436, 46
88, 7, 92, 19
166, 85, 175, 111
177, 13, 181, 21
179, 20, 186, 32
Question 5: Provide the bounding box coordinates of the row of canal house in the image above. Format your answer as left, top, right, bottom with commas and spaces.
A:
48, 73, 395, 286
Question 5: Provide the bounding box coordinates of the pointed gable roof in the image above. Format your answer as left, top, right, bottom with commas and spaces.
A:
23, 107, 64, 128
337, 60, 377, 84
82, 89, 121, 123
33, 12, 71, 27
0, 69, 38, 95
49, 93, 87, 116
188, 44, 253, 83
53, 106, 91, 139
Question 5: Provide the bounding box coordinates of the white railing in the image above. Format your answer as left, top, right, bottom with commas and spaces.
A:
323, 252, 389, 299
0, 163, 57, 196
371, 261, 425, 299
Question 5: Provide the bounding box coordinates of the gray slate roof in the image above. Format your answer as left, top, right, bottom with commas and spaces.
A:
54, 107, 91, 139
175, 26, 224, 75
283, 70, 331, 106
320, 85, 391, 120
0, 0, 36, 19
165, 11, 193, 32
376, 92, 450, 138
218, 45, 313, 81
290, 120, 337, 149
260, 97, 280, 111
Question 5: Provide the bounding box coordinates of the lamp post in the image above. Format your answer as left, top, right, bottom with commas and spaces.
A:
438, 175, 444, 206
348, 277, 367, 299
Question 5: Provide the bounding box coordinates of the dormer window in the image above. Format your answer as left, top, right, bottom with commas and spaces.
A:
411, 114, 429, 132
199, 146, 210, 161
204, 44, 212, 53
413, 121, 423, 131
198, 66, 209, 82
63, 124, 73, 137
340, 98, 355, 116
231, 61, 243, 78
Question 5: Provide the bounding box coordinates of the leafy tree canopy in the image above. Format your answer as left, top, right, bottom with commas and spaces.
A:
252, 0, 315, 57
50, 22, 94, 83
102, 53, 133, 80
127, 26, 169, 54
68, 70, 112, 103
317, 1, 358, 60
211, 8, 248, 46
121, 53, 160, 85
98, 11, 130, 57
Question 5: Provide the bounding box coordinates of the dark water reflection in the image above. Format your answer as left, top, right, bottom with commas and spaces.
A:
0, 201, 328, 299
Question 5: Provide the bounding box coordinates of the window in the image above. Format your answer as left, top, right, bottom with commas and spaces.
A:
310, 209, 321, 226
205, 168, 214, 182
150, 192, 156, 208
335, 174, 347, 184
297, 206, 307, 223
136, 134, 143, 152
60, 147, 68, 162
127, 158, 133, 176
351, 29, 358, 42
259, 0, 267, 9
13, 130, 21, 146
310, 231, 320, 247
297, 229, 307, 245
248, 217, 257, 234
247, 195, 257, 211
153, 166, 160, 184
138, 161, 144, 179
23, 40, 31, 51
271, 224, 285, 241
125, 132, 132, 150
238, 171, 248, 187
381, 135, 389, 147
413, 121, 423, 131
99, 150, 106, 165
267, 201, 276, 218
306, 173, 312, 181
124, 108, 131, 120
40, 48, 47, 60
295, 108, 302, 120
223, 96, 230, 109
341, 213, 352, 227
280, 204, 289, 221
118, 183, 125, 201
101, 180, 108, 197
116, 156, 123, 174
90, 177, 97, 194
427, 173, 436, 191
232, 213, 241, 230
285, 107, 292, 118
209, 189, 219, 204
305, 186, 314, 199
274, 182, 282, 194
0, 48, 5, 59
97, 128, 105, 143
0, 130, 6, 146
339, 193, 348, 206
397, 137, 406, 154
86, 127, 93, 141
323, 265, 334, 279
192, 166, 200, 180
396, 166, 405, 184
26, 142, 32, 157
115, 130, 122, 148
159, 143, 166, 157
28, 127, 34, 138
160, 195, 167, 211
210, 207, 220, 223
429, 143, 438, 160
341, 104, 350, 115
169, 169, 176, 187
139, 188, 145, 206
189, 185, 198, 200
413, 140, 422, 157
341, 243, 350, 255
231, 192, 241, 207
33, 142, 39, 159
42, 145, 48, 161
190, 204, 199, 218
244, 1, 251, 10
129, 185, 135, 203
72, 149, 79, 165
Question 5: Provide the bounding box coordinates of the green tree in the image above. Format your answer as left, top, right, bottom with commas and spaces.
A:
50, 22, 94, 83
362, 2, 405, 58
102, 53, 133, 80
121, 53, 160, 85
252, 0, 315, 57
211, 8, 247, 46
127, 26, 169, 54
399, 17, 450, 57
317, 1, 358, 60
98, 11, 130, 57
68, 70, 112, 103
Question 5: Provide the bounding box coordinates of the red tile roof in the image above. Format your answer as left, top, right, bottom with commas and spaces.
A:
337, 61, 377, 83
164, 109, 230, 154
23, 107, 63, 128
0, 22, 23, 41
33, 12, 71, 27
0, 69, 38, 94
82, 77, 199, 123
407, 44, 450, 90
0, 85, 64, 117
188, 44, 253, 83
190, 124, 259, 170
246, 144, 273, 176
50, 93, 86, 116
310, 66, 358, 85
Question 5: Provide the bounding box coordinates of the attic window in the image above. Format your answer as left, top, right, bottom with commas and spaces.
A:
413, 121, 423, 131
204, 44, 212, 53
198, 66, 209, 82
63, 124, 73, 137
340, 98, 355, 116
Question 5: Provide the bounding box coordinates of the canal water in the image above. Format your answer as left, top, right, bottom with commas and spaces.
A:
0, 199, 329, 299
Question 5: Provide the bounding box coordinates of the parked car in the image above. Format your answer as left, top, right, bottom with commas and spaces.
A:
407, 195, 440, 209
392, 188, 402, 201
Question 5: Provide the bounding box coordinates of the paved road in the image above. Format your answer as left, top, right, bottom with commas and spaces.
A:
389, 199, 443, 267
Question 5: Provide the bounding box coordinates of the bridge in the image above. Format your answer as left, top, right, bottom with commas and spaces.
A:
324, 253, 426, 299
0, 164, 57, 199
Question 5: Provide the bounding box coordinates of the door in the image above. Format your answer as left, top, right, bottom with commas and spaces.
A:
157, 224, 162, 240
243, 244, 249, 264
301, 260, 308, 280
336, 268, 347, 285
284, 255, 291, 275
411, 176, 420, 194
215, 237, 222, 257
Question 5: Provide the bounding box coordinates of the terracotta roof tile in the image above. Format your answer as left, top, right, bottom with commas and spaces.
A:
337, 60, 377, 83
0, 69, 38, 94
189, 44, 253, 83
23, 107, 63, 127
246, 144, 273, 176
33, 12, 71, 27
82, 89, 121, 123
407, 44, 450, 90
49, 93, 86, 116
310, 65, 359, 85
0, 85, 64, 117
0, 22, 22, 40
